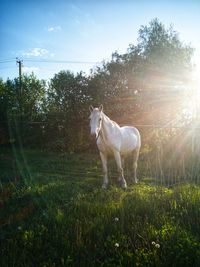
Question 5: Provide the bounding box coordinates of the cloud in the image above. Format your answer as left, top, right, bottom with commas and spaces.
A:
47, 26, 61, 32
21, 48, 49, 57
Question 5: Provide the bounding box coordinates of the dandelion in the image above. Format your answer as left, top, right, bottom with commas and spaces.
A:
115, 242, 119, 248
152, 241, 160, 248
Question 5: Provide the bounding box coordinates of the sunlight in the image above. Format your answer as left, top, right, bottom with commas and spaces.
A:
191, 63, 200, 114
182, 63, 200, 121
192, 61, 200, 86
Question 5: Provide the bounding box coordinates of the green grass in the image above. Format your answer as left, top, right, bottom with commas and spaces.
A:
1, 148, 200, 267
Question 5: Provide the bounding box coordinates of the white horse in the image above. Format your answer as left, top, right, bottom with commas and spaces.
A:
89, 105, 141, 189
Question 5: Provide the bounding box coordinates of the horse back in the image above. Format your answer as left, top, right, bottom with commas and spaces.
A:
120, 126, 141, 153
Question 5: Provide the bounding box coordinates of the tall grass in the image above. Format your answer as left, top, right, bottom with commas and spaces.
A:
1, 148, 200, 266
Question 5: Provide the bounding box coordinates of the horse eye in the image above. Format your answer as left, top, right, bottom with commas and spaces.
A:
99, 118, 102, 122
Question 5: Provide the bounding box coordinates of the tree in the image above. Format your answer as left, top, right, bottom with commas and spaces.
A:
20, 74, 46, 121
0, 74, 46, 145
137, 18, 194, 84
47, 70, 89, 116
45, 70, 90, 151
1, 74, 46, 120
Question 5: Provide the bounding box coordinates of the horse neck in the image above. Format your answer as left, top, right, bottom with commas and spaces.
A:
100, 113, 119, 141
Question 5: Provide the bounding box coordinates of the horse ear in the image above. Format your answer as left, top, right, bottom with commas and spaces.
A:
99, 104, 103, 112
89, 105, 94, 112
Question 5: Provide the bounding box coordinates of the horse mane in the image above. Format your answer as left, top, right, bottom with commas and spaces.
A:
102, 112, 120, 128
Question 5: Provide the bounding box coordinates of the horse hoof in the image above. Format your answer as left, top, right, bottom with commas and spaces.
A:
119, 180, 127, 189
102, 183, 108, 189
131, 178, 138, 184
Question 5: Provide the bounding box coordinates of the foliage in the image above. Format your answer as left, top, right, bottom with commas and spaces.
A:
1, 73, 46, 119
47, 70, 89, 115
1, 148, 200, 266
138, 18, 193, 75
0, 74, 46, 146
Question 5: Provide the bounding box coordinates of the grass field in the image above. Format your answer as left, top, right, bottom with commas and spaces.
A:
1, 147, 200, 267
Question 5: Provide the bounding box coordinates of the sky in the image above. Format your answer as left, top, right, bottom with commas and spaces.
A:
0, 0, 200, 81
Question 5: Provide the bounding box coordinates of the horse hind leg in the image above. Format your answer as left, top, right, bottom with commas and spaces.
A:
114, 151, 127, 189
132, 148, 140, 184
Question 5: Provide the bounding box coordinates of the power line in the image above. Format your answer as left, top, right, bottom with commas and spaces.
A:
0, 59, 16, 63
24, 59, 100, 64
0, 58, 101, 64
0, 66, 16, 70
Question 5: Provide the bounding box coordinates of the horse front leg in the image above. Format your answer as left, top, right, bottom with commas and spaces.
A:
100, 152, 108, 189
114, 151, 127, 189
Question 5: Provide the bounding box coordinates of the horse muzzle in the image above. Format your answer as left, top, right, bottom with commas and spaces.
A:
90, 131, 100, 141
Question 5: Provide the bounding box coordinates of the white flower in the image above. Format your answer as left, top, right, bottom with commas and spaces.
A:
114, 217, 119, 222
114, 242, 119, 248
155, 243, 160, 248
152, 241, 160, 248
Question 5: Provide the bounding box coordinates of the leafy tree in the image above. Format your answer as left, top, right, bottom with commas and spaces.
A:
20, 73, 46, 121
45, 71, 90, 151
138, 18, 193, 79
47, 70, 90, 118
0, 74, 46, 120
0, 74, 46, 145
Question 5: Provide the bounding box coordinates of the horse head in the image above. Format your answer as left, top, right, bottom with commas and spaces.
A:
89, 105, 103, 140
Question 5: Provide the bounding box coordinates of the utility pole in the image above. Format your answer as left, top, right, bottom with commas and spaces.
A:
16, 58, 23, 129
16, 58, 23, 96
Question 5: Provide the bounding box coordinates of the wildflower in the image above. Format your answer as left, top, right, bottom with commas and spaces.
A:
114, 217, 119, 222
115, 242, 119, 248
152, 241, 160, 248
18, 226, 22, 231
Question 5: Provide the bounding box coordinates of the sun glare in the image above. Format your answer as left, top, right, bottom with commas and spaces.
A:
192, 62, 200, 86
183, 63, 200, 120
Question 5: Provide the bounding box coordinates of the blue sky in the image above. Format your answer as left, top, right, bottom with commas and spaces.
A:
1, 0, 200, 81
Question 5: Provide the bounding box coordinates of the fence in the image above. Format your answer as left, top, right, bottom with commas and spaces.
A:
1, 119, 200, 186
